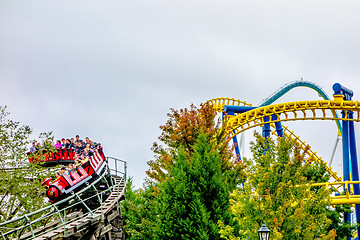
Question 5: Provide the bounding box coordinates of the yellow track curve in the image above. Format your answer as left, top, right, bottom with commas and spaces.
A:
206, 95, 360, 205
279, 125, 342, 183
226, 97, 360, 137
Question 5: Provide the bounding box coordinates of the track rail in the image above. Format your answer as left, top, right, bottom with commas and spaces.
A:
311, 181, 360, 205
258, 80, 332, 107
206, 97, 253, 111
227, 98, 360, 137
0, 157, 127, 240
257, 80, 343, 135
278, 125, 342, 183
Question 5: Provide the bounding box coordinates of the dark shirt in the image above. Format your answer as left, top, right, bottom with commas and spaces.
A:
74, 147, 82, 154
75, 139, 84, 144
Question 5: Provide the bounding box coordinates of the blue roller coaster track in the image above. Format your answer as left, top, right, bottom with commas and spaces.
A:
258, 80, 342, 134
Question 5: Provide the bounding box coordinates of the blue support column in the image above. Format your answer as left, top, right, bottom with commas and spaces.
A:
334, 83, 358, 239
223, 110, 242, 162
224, 105, 258, 162
333, 83, 360, 240
343, 115, 351, 182
342, 111, 352, 240
232, 131, 241, 162
262, 115, 283, 138
271, 114, 283, 137
262, 116, 271, 138
349, 112, 360, 236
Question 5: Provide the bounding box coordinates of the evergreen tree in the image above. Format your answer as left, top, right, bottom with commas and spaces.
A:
123, 103, 245, 239
219, 132, 336, 239
121, 178, 159, 239
156, 133, 238, 239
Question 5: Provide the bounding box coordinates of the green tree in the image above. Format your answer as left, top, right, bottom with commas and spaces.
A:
302, 152, 355, 239
219, 132, 336, 239
326, 205, 355, 240
155, 133, 242, 239
0, 106, 51, 223
123, 103, 245, 239
121, 178, 159, 239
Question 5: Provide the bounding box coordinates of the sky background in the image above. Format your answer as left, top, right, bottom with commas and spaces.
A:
1, 1, 360, 188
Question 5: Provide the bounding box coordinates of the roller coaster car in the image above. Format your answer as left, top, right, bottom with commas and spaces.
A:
28, 148, 76, 166
41, 148, 106, 203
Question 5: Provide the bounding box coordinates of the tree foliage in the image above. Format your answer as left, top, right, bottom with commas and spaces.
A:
123, 103, 245, 239
0, 106, 51, 223
147, 103, 236, 183
155, 133, 242, 239
121, 178, 159, 239
219, 132, 345, 240
0, 106, 32, 167
123, 103, 353, 239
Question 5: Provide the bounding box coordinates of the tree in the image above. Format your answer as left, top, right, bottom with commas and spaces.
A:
0, 106, 51, 223
121, 178, 159, 240
219, 132, 337, 239
155, 133, 242, 239
147, 103, 237, 183
0, 106, 32, 168
123, 103, 245, 239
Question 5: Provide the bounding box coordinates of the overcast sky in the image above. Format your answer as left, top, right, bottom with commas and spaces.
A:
1, 1, 360, 188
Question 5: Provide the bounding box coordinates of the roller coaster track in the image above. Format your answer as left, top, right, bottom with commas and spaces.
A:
258, 80, 332, 107
312, 181, 360, 205
206, 95, 360, 205
0, 157, 127, 240
277, 125, 342, 183
206, 97, 253, 111
258, 80, 342, 133
226, 97, 360, 136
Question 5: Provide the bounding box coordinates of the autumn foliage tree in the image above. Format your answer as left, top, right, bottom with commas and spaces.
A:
147, 103, 220, 182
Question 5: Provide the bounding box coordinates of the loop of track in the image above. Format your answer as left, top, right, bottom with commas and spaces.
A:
206, 97, 360, 205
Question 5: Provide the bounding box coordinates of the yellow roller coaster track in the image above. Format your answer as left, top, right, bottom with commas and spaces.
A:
206, 95, 360, 204
206, 97, 253, 111
226, 96, 360, 136
312, 181, 360, 205
206, 97, 343, 183
277, 125, 343, 183
207, 97, 343, 182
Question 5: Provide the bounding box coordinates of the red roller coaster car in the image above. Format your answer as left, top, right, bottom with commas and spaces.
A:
41, 148, 106, 203
28, 148, 76, 166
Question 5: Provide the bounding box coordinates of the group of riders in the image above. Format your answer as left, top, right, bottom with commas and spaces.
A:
30, 135, 101, 183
